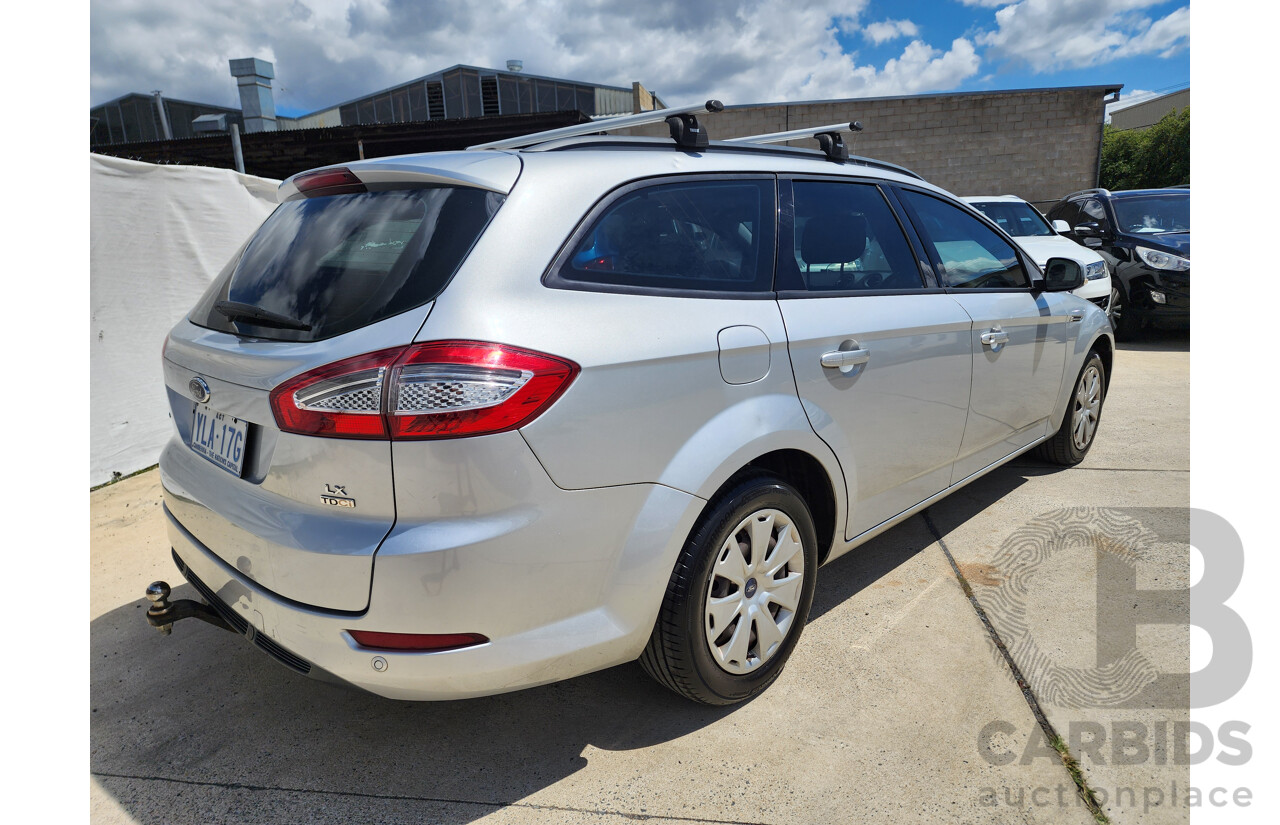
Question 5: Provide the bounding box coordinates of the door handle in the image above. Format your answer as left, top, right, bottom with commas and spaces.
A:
980, 327, 1010, 348
821, 348, 870, 369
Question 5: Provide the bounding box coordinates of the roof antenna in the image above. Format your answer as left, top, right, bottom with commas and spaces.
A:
666, 100, 724, 150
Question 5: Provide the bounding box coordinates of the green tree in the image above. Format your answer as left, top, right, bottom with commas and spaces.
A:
1100, 106, 1189, 190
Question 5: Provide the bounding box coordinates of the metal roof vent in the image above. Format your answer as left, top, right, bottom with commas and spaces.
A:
506, 59, 523, 72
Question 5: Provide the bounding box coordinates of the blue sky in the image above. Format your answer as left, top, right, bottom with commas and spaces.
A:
836, 0, 1187, 100
90, 1, 1190, 118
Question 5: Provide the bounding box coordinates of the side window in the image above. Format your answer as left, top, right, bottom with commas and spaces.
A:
900, 189, 1030, 290
779, 181, 924, 292
1049, 200, 1081, 227
556, 179, 774, 293
1081, 198, 1110, 226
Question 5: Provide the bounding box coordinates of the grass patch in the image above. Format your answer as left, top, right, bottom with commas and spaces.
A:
1051, 733, 1110, 824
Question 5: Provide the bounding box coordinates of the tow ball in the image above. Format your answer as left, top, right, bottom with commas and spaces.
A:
145, 581, 235, 635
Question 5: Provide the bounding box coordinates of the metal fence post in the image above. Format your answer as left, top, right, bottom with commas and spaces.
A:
230, 123, 245, 174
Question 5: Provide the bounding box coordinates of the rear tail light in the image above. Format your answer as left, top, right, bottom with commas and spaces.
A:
347, 630, 489, 652
269, 341, 578, 440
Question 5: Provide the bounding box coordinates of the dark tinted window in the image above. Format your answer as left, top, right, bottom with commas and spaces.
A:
1080, 198, 1110, 226
1048, 200, 1081, 227
780, 181, 924, 292
558, 179, 774, 293
901, 190, 1029, 289
190, 187, 504, 342
968, 201, 1055, 237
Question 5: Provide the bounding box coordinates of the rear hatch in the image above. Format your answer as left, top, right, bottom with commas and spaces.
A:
160, 153, 518, 611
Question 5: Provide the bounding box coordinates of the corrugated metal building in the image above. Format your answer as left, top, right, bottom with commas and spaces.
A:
91, 62, 663, 145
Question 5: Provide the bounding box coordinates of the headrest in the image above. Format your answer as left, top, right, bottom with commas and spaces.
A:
801, 213, 868, 265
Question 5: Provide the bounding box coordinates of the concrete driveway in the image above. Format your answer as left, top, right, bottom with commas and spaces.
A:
90, 332, 1189, 825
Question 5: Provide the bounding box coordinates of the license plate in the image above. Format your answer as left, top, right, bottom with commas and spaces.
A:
190, 404, 248, 477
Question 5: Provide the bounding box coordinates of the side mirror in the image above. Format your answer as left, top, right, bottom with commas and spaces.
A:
1073, 222, 1103, 237
1052, 219, 1071, 233
1042, 257, 1085, 292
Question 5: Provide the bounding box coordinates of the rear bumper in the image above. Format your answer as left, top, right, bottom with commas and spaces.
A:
163, 478, 703, 700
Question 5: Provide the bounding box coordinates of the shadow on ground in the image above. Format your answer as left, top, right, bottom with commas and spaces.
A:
1116, 326, 1189, 353
91, 460, 1050, 824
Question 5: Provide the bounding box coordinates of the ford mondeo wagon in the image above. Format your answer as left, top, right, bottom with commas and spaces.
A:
152, 105, 1113, 705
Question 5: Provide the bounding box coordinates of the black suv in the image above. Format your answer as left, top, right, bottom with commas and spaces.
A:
1046, 187, 1189, 339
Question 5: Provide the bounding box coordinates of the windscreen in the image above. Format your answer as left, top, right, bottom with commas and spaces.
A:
970, 201, 1054, 237
190, 186, 505, 342
1111, 194, 1190, 235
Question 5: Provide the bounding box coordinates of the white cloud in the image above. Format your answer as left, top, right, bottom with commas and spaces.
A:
91, 0, 981, 114
977, 0, 1190, 72
858, 38, 981, 96
863, 19, 920, 45
958, 0, 1016, 6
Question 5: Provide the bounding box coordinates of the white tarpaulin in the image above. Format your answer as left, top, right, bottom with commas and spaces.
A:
90, 154, 279, 487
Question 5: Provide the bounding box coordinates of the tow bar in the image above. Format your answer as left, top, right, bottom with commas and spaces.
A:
145, 581, 235, 635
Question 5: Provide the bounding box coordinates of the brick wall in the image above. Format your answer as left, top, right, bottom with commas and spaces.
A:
613, 87, 1117, 208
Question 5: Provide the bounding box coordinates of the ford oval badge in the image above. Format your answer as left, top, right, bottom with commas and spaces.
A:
189, 377, 211, 403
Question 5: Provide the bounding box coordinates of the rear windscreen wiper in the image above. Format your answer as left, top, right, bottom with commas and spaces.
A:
214, 301, 313, 332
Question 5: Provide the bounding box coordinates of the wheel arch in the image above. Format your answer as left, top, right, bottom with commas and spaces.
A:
717, 449, 841, 566
1090, 332, 1114, 390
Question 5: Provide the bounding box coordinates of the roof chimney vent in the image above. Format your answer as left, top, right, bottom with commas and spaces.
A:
506, 59, 524, 72
229, 57, 277, 133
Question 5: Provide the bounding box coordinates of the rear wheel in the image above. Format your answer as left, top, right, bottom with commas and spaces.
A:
640, 473, 818, 705
1035, 351, 1106, 466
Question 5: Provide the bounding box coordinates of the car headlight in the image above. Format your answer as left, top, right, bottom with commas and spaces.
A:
1135, 247, 1190, 271
1084, 261, 1108, 280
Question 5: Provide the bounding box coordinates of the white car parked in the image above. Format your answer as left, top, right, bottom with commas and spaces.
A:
963, 195, 1111, 318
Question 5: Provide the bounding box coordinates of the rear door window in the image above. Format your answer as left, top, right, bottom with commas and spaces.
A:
899, 189, 1030, 289
779, 180, 925, 293
190, 186, 504, 342
552, 178, 775, 295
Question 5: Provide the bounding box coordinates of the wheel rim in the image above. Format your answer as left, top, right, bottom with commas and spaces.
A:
1071, 364, 1103, 451
1110, 287, 1122, 325
704, 508, 806, 675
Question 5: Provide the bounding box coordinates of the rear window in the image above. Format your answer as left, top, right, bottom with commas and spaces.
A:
190, 186, 504, 341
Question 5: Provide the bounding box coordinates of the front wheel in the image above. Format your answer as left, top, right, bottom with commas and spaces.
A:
1110, 285, 1140, 340
640, 473, 818, 705
1035, 351, 1106, 466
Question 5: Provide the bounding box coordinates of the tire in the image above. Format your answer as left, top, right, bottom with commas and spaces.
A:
640, 473, 819, 705
1110, 284, 1140, 341
1034, 351, 1106, 466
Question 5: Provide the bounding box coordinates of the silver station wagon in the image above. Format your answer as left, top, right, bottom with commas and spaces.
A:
150, 103, 1113, 705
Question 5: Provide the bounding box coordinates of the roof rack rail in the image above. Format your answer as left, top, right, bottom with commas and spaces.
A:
467, 100, 725, 151
725, 121, 863, 162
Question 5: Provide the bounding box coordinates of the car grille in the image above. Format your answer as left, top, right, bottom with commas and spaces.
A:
172, 549, 313, 676
1089, 296, 1110, 312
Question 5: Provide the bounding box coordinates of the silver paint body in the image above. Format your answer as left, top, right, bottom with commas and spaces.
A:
160, 143, 1113, 700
